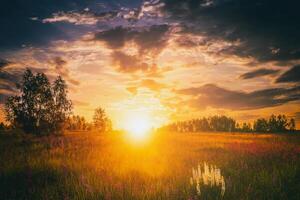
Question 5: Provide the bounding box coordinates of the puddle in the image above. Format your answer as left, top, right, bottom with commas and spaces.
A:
190, 162, 225, 197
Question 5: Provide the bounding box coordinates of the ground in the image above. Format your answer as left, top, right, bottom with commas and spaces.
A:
0, 131, 299, 200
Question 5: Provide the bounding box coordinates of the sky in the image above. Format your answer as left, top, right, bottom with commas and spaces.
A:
0, 0, 300, 129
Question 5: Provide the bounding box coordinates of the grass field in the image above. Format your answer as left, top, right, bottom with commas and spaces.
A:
0, 131, 299, 200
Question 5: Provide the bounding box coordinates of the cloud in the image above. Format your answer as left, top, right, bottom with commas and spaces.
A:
43, 10, 118, 25
144, 65, 173, 78
0, 93, 11, 105
133, 24, 170, 55
95, 24, 170, 74
52, 57, 80, 85
77, 63, 104, 75
140, 79, 167, 91
276, 65, 300, 83
43, 0, 165, 26
127, 79, 168, 94
126, 86, 138, 95
162, 0, 300, 63
94, 26, 136, 49
0, 2, 68, 50
121, 0, 165, 21
0, 58, 80, 104
240, 68, 280, 79
2, 0, 167, 50
0, 67, 23, 87
0, 62, 58, 104
73, 100, 90, 107
177, 84, 300, 110
94, 24, 170, 54
0, 67, 23, 103
295, 112, 300, 121
0, 59, 12, 69
111, 51, 150, 73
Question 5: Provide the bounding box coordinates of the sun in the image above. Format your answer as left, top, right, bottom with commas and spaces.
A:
124, 115, 152, 141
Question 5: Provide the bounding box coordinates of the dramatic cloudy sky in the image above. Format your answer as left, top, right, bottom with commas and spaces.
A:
1, 0, 300, 128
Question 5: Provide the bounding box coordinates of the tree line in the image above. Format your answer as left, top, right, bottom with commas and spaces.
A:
1, 69, 298, 135
160, 115, 296, 133
64, 110, 112, 132
3, 69, 112, 135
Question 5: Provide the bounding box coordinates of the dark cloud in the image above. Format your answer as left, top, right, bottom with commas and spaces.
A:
94, 24, 170, 54
240, 68, 280, 79
0, 0, 142, 50
53, 57, 67, 68
52, 57, 80, 85
0, 57, 80, 103
111, 51, 171, 75
163, 0, 300, 63
177, 84, 300, 110
0, 93, 11, 105
0, 56, 79, 104
96, 24, 170, 74
111, 51, 150, 73
133, 24, 169, 54
276, 65, 300, 83
0, 0, 82, 50
95, 26, 136, 49
0, 81, 16, 91
0, 64, 49, 87
0, 65, 54, 104
0, 59, 12, 69
0, 68, 23, 103
0, 70, 23, 87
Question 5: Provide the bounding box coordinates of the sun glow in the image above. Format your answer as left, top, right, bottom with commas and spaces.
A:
124, 115, 152, 141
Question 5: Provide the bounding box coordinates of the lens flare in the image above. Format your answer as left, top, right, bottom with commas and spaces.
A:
125, 115, 151, 141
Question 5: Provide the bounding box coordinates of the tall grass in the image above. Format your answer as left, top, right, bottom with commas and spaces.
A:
0, 131, 299, 199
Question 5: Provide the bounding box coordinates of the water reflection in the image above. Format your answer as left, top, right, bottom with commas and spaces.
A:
190, 162, 225, 197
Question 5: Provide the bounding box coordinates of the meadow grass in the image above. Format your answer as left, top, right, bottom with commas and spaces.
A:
0, 131, 299, 200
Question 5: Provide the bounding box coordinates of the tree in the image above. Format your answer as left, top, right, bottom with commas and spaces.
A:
276, 115, 288, 132
268, 114, 278, 132
51, 76, 72, 132
268, 114, 290, 132
159, 114, 296, 133
253, 118, 269, 132
65, 115, 90, 131
5, 69, 72, 135
0, 123, 5, 131
288, 118, 296, 131
209, 116, 235, 132
93, 107, 112, 133
241, 123, 252, 132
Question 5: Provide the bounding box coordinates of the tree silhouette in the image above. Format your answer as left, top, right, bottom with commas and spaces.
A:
93, 107, 112, 133
52, 76, 72, 132
288, 118, 296, 131
5, 69, 72, 135
241, 122, 252, 132
160, 114, 296, 133
0, 122, 5, 131
65, 115, 91, 131
268, 114, 278, 132
253, 118, 269, 132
